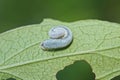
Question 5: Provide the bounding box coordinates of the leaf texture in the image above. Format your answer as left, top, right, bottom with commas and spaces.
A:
0, 19, 120, 80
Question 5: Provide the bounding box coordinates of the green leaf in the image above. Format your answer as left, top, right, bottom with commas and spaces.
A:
0, 19, 120, 80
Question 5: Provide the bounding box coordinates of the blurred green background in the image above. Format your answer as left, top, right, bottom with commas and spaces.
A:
0, 0, 120, 33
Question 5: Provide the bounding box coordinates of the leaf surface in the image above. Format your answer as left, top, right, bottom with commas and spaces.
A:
0, 19, 120, 80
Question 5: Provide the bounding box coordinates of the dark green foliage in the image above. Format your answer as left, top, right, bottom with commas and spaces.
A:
0, 0, 120, 33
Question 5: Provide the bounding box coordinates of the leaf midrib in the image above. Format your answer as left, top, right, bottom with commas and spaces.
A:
0, 45, 120, 70
0, 51, 120, 80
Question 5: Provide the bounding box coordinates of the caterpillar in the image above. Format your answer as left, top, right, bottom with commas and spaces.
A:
41, 26, 73, 50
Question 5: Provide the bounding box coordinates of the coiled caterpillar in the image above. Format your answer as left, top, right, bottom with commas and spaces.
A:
41, 26, 73, 50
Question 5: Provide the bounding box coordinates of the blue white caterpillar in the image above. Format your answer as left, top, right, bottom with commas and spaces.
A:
41, 26, 73, 50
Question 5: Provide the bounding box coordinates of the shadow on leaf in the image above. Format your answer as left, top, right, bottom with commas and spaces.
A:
56, 60, 95, 80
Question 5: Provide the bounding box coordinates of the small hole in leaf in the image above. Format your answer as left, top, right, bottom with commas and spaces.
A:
6, 78, 16, 80
111, 75, 120, 80
56, 60, 95, 80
